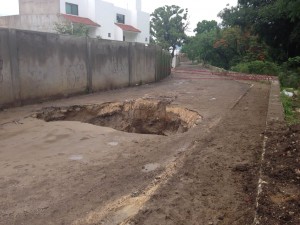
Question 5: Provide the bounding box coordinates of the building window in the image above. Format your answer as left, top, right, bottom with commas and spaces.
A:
116, 14, 125, 24
108, 33, 111, 37
66, 3, 78, 16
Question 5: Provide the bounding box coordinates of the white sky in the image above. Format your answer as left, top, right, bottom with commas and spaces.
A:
0, 0, 237, 35
108, 0, 238, 34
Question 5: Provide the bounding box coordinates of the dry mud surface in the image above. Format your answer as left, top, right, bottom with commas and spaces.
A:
0, 64, 279, 225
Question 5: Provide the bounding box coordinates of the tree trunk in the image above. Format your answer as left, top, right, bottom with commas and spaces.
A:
171, 46, 175, 58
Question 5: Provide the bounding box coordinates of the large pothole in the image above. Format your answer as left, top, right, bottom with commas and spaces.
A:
35, 98, 202, 136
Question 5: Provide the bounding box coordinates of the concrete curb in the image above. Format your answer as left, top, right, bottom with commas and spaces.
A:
253, 80, 285, 225
266, 80, 285, 123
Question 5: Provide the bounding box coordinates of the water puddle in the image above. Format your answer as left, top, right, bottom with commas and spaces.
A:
108, 142, 119, 146
142, 163, 160, 172
69, 155, 83, 161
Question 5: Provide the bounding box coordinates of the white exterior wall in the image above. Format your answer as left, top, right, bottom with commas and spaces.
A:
114, 6, 133, 42
114, 7, 131, 25
1, 0, 149, 44
93, 1, 147, 43
115, 26, 123, 41
124, 31, 138, 42
136, 11, 150, 43
60, 0, 95, 20
128, 0, 141, 12
94, 0, 114, 39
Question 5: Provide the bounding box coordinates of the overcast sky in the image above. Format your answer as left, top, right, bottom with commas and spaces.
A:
0, 0, 237, 34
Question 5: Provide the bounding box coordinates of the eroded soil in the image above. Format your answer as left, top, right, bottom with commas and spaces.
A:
0, 63, 279, 225
35, 98, 201, 136
257, 123, 300, 225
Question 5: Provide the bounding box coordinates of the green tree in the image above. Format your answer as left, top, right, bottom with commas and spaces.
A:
183, 25, 256, 69
218, 0, 300, 61
151, 5, 189, 57
194, 20, 218, 34
182, 28, 225, 67
54, 22, 89, 37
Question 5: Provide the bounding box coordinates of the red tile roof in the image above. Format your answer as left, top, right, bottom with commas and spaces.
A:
115, 23, 141, 33
61, 14, 100, 27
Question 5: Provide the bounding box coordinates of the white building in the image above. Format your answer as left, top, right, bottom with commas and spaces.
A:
0, 0, 150, 44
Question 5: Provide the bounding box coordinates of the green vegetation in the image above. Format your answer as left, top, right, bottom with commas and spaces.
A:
231, 61, 280, 75
182, 26, 270, 70
279, 57, 300, 88
181, 0, 300, 88
218, 0, 300, 63
150, 5, 188, 57
194, 20, 218, 34
177, 0, 300, 123
54, 22, 89, 37
281, 92, 300, 124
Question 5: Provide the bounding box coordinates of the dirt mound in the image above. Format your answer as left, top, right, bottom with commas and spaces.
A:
35, 98, 202, 136
258, 123, 300, 224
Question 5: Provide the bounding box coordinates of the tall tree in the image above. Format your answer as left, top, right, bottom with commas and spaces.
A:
194, 20, 218, 34
182, 21, 266, 69
151, 5, 188, 57
181, 29, 223, 67
218, 0, 300, 61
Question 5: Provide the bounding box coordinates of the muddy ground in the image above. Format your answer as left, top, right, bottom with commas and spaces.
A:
257, 123, 300, 225
0, 63, 291, 225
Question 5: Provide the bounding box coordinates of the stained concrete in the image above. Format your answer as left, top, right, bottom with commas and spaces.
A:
0, 28, 171, 108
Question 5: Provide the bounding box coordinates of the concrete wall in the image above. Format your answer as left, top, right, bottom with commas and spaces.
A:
19, 0, 60, 15
16, 31, 88, 101
0, 29, 15, 105
0, 14, 60, 33
0, 28, 171, 108
130, 43, 156, 85
90, 39, 130, 91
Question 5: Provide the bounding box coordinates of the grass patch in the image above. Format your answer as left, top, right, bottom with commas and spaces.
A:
231, 60, 280, 75
281, 91, 300, 125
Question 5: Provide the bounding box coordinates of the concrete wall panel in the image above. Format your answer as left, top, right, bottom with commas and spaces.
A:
16, 30, 88, 102
19, 0, 60, 15
141, 44, 156, 83
0, 28, 171, 108
130, 43, 156, 85
0, 29, 14, 107
90, 39, 130, 91
0, 14, 61, 34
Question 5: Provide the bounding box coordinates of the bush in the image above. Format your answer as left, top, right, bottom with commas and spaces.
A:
279, 57, 300, 88
279, 71, 300, 89
231, 62, 250, 73
53, 22, 89, 37
286, 56, 300, 69
280, 92, 300, 124
231, 60, 280, 75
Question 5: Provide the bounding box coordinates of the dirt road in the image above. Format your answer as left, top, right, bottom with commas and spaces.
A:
0, 64, 272, 225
